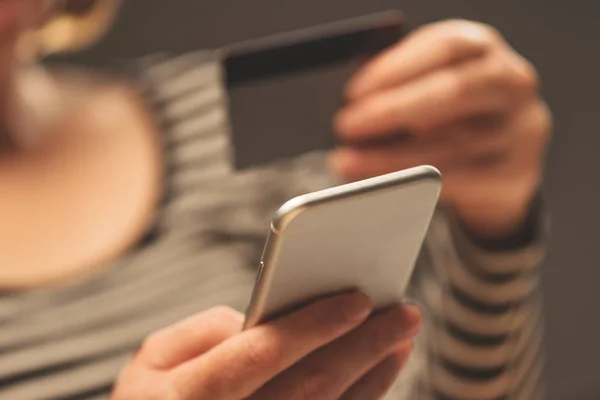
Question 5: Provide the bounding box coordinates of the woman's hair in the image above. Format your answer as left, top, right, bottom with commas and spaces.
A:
35, 0, 121, 56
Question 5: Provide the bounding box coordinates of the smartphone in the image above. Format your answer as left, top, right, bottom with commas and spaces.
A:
220, 10, 405, 170
244, 165, 442, 329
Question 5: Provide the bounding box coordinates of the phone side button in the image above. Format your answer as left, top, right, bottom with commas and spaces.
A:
255, 261, 266, 284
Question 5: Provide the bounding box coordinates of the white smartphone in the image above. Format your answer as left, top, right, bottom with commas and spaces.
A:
244, 165, 442, 329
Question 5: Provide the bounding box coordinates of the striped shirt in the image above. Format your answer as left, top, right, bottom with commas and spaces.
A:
1, 51, 545, 400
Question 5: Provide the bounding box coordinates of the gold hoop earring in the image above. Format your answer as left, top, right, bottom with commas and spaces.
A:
36, 0, 121, 56
15, 0, 67, 64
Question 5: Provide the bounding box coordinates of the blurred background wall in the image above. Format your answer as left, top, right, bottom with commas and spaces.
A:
50, 1, 600, 398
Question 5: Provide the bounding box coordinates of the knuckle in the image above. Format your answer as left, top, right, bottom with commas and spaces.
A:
439, 34, 471, 61
512, 59, 540, 94
242, 331, 284, 370
481, 55, 534, 97
489, 53, 540, 95
445, 20, 502, 51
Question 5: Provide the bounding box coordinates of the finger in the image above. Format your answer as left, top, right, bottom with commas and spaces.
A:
330, 112, 523, 182
340, 343, 413, 400
250, 305, 421, 400
171, 291, 373, 400
337, 52, 536, 139
138, 306, 243, 369
347, 20, 501, 99
329, 137, 457, 181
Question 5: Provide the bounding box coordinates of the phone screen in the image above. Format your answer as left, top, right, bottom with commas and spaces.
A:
222, 11, 405, 170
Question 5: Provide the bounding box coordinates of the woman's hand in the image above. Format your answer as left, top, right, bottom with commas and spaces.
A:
110, 292, 421, 400
331, 19, 552, 240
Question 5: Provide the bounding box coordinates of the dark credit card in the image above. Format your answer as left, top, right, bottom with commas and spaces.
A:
221, 10, 405, 170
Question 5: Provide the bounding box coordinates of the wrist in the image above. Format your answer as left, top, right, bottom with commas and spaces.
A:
453, 189, 540, 246
457, 202, 529, 241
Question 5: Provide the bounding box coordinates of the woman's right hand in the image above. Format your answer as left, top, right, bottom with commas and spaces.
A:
110, 292, 421, 400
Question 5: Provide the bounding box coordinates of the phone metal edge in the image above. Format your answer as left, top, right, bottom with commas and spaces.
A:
243, 225, 281, 329
272, 165, 441, 233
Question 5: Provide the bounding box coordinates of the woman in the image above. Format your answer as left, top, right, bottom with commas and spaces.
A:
1, 1, 550, 399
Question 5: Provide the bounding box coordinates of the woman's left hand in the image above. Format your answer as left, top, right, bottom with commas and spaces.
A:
331, 19, 551, 239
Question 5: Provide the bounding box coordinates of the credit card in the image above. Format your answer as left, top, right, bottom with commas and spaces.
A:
221, 10, 405, 170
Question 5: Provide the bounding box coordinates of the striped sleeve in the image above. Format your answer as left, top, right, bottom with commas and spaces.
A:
388, 207, 546, 400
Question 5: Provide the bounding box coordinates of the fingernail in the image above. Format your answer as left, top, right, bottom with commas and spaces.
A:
403, 305, 423, 334
387, 305, 423, 339
336, 292, 373, 322
345, 82, 360, 99
335, 108, 364, 137
346, 74, 371, 100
